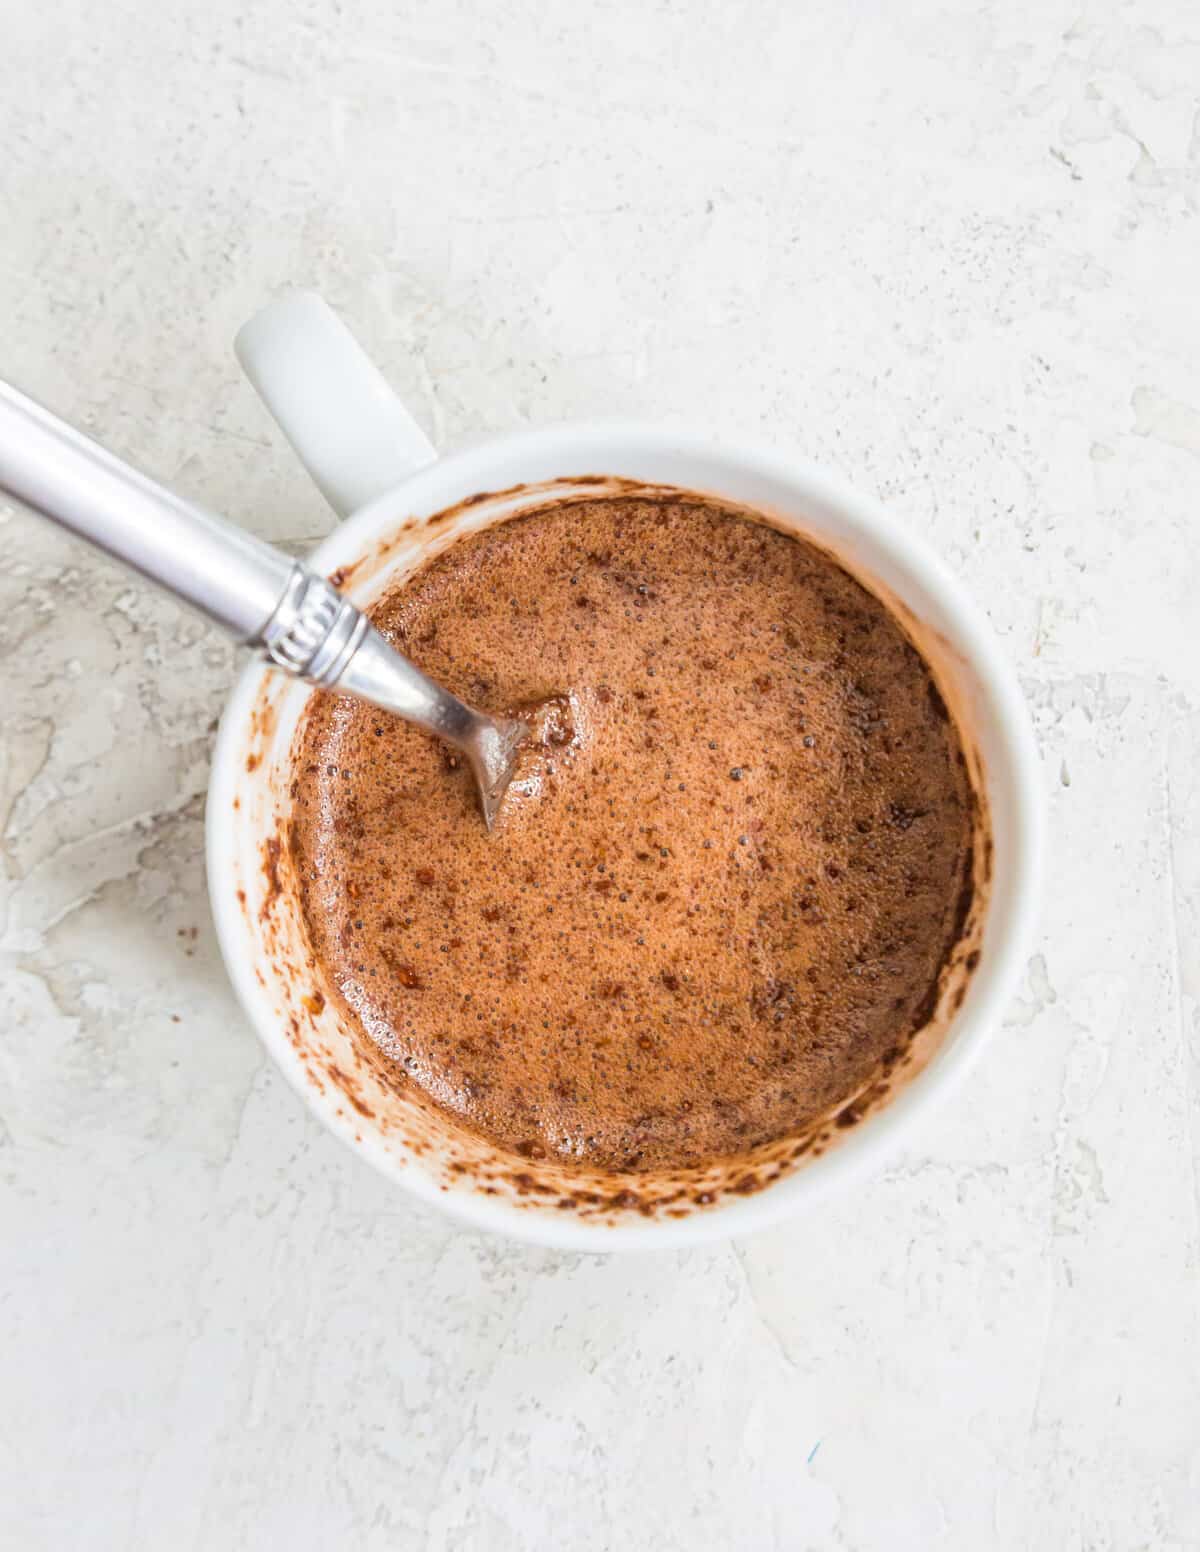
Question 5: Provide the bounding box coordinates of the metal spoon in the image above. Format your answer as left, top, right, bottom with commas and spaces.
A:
0, 380, 527, 827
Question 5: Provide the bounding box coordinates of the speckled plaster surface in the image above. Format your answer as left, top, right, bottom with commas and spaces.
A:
1, 2, 1198, 1548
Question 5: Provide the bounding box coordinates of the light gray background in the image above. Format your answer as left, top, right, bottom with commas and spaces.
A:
2, 2, 1198, 1548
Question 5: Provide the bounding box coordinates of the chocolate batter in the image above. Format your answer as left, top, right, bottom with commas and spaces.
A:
290, 496, 976, 1173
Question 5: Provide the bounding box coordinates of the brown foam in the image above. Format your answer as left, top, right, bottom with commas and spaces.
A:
288, 495, 977, 1175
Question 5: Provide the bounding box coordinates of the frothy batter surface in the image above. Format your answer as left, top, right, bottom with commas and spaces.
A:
290, 496, 975, 1172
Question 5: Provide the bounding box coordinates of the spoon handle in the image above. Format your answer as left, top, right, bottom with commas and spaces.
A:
0, 378, 300, 640
0, 376, 519, 814
0, 378, 449, 695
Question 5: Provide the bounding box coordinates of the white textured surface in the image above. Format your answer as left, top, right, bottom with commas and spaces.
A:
2, 2, 1199, 1546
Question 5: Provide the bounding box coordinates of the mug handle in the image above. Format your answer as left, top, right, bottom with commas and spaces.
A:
235, 291, 437, 519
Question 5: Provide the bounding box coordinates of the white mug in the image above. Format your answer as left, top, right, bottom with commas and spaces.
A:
208, 292, 1042, 1250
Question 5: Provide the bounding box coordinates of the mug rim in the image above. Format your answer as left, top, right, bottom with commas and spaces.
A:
207, 419, 1043, 1250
